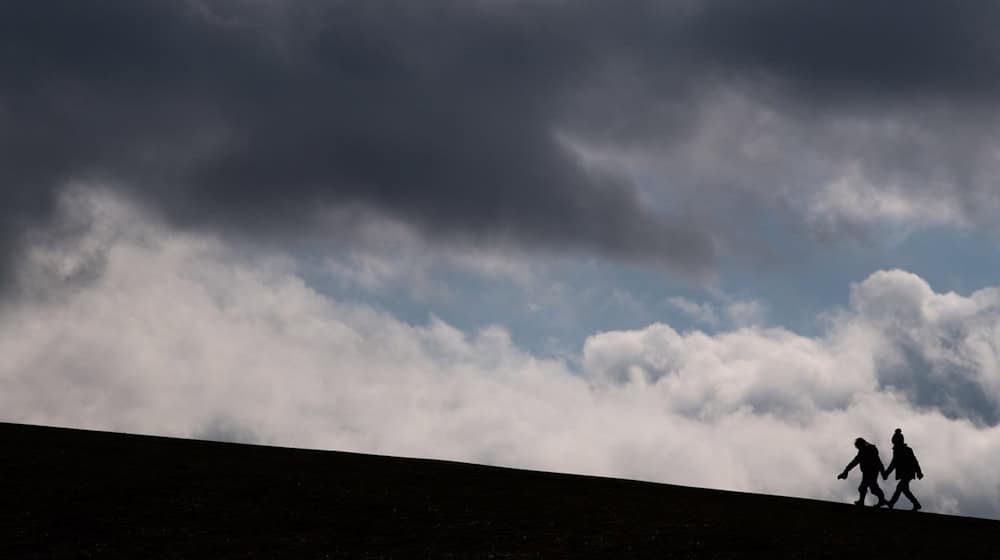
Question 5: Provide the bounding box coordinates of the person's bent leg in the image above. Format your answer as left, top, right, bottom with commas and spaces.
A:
856, 481, 868, 505
901, 480, 921, 511
862, 476, 886, 507
889, 481, 904, 509
870, 479, 887, 507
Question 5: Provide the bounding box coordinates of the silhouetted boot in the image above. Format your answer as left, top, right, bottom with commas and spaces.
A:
912, 502, 922, 512
886, 499, 896, 510
854, 499, 865, 506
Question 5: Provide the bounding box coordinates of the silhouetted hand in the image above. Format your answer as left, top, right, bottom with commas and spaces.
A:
837, 472, 847, 480
917, 472, 923, 480
882, 472, 888, 480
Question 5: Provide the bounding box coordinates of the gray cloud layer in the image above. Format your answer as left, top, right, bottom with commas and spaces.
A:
5, 1, 1000, 283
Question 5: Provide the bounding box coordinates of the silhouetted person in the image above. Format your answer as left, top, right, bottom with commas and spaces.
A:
837, 437, 887, 507
883, 428, 923, 511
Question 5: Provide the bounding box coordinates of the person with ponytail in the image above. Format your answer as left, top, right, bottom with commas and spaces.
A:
883, 428, 924, 511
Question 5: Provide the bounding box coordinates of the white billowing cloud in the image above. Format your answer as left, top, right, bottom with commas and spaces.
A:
582, 324, 871, 421
4, 190, 1000, 518
849, 269, 1000, 424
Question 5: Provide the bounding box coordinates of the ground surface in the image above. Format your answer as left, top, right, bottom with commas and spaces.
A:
1, 422, 995, 558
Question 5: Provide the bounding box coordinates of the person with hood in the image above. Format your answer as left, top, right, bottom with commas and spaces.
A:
883, 428, 923, 511
837, 437, 888, 507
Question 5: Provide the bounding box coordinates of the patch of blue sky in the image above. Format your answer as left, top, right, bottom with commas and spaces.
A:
295, 222, 1000, 369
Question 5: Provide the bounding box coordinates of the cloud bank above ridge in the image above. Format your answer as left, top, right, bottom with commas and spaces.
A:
4, 190, 1000, 517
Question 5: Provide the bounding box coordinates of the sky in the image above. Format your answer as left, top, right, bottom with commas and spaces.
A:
4, 1, 1000, 518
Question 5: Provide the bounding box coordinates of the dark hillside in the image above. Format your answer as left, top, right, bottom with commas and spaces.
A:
1, 422, 995, 558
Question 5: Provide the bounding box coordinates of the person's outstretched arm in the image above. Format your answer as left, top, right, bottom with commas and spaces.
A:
838, 453, 860, 478
884, 456, 895, 480
912, 448, 923, 479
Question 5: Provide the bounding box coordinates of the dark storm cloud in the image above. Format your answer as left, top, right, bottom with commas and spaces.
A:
689, 0, 1000, 99
4, 0, 1000, 284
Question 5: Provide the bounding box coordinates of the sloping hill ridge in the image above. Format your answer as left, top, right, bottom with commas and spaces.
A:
2, 422, 995, 558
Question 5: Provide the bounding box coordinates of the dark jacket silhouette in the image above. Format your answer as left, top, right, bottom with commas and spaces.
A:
838, 437, 887, 507
883, 428, 923, 510
843, 440, 884, 476
885, 443, 921, 480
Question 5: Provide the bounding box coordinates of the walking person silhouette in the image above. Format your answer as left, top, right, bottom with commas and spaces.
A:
883, 428, 923, 511
837, 437, 888, 507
